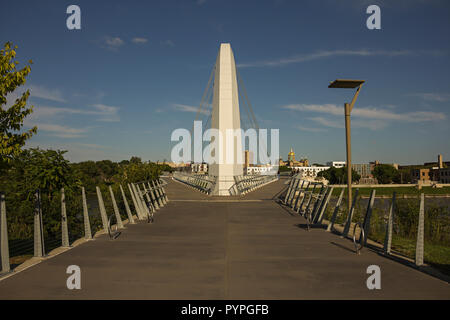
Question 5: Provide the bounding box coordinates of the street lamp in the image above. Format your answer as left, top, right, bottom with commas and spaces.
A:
328, 79, 365, 213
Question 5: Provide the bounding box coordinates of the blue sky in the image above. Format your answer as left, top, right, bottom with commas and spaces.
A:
1, 0, 449, 165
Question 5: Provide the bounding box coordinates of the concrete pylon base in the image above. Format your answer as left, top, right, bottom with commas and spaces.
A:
211, 176, 236, 196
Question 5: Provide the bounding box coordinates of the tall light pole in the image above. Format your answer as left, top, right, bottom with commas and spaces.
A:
328, 79, 365, 212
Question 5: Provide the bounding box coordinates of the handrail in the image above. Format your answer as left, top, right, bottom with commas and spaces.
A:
107, 214, 121, 240
353, 222, 365, 255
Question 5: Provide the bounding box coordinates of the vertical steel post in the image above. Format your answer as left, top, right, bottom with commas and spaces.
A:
96, 186, 109, 232
383, 192, 396, 254
344, 103, 352, 217
61, 188, 70, 247
415, 193, 425, 266
33, 190, 45, 257
81, 187, 92, 240
1, 192, 10, 274
120, 184, 135, 224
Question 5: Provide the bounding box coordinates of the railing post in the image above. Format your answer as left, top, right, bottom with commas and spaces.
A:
415, 193, 425, 266
33, 189, 45, 257
296, 181, 310, 214
129, 183, 143, 220
1, 192, 10, 274
120, 184, 135, 224
81, 187, 92, 240
361, 189, 376, 246
327, 188, 344, 232
141, 183, 156, 211
383, 192, 396, 254
287, 179, 300, 206
131, 183, 145, 220
96, 186, 109, 232
61, 188, 70, 247
158, 179, 168, 204
109, 185, 124, 229
292, 181, 305, 211
316, 187, 334, 224
152, 180, 165, 206
136, 184, 152, 217
145, 182, 159, 210
342, 188, 359, 238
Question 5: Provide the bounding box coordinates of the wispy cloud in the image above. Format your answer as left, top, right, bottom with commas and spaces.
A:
173, 103, 209, 115
28, 85, 66, 103
308, 116, 343, 129
91, 104, 120, 122
131, 37, 148, 44
412, 93, 450, 102
282, 104, 446, 122
32, 104, 120, 122
27, 122, 89, 138
238, 49, 426, 68
296, 125, 327, 133
101, 36, 125, 51
197, 0, 207, 5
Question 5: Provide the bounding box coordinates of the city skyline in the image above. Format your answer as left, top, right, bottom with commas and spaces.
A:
1, 0, 449, 165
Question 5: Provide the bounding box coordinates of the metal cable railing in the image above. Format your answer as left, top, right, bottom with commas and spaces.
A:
172, 172, 217, 194
0, 178, 169, 273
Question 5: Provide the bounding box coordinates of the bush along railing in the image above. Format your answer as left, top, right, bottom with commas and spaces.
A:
280, 176, 449, 275
314, 187, 450, 275
0, 178, 169, 275
230, 174, 278, 195
172, 172, 217, 194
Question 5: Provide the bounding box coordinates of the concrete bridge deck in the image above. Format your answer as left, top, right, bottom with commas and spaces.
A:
0, 178, 449, 299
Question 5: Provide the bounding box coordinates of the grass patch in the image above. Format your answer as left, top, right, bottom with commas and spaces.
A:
369, 232, 450, 276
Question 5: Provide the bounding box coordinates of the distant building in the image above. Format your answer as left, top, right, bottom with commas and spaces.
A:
409, 155, 450, 184
246, 164, 277, 175
326, 161, 346, 168
352, 163, 372, 178
292, 166, 330, 178
285, 147, 308, 167
412, 168, 431, 183
438, 168, 450, 183
191, 163, 208, 173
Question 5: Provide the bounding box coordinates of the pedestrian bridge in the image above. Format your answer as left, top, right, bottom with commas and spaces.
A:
0, 177, 449, 299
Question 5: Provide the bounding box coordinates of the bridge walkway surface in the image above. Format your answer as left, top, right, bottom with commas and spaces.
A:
0, 177, 449, 299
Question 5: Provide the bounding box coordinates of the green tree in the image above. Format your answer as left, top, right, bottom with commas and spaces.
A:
373, 164, 400, 184
318, 166, 360, 184
130, 156, 142, 164
17, 148, 77, 198
0, 42, 37, 165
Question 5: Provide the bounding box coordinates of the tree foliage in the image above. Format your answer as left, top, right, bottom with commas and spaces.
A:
317, 166, 361, 184
373, 164, 400, 184
0, 42, 37, 165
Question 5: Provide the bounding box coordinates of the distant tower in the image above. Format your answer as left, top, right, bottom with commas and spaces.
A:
438, 154, 443, 169
244, 150, 250, 168
288, 147, 295, 162
209, 43, 243, 195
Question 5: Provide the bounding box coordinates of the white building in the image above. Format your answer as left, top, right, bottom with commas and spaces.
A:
246, 165, 277, 175
292, 166, 330, 178
326, 161, 346, 168
191, 163, 208, 173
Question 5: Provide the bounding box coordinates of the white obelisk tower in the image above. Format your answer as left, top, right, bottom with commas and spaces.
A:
209, 43, 243, 195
